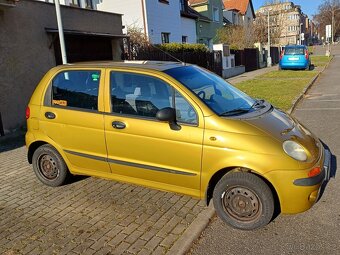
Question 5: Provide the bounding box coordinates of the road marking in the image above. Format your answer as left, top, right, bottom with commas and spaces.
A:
296, 108, 340, 111
305, 99, 340, 102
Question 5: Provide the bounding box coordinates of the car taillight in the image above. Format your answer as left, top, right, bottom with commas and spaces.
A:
26, 106, 30, 119
305, 50, 309, 60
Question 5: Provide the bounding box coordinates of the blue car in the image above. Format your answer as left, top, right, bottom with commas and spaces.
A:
279, 45, 311, 70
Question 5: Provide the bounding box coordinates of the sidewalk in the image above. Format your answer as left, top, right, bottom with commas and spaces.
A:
227, 65, 277, 84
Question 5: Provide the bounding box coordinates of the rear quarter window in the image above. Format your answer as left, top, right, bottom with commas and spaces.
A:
49, 70, 101, 111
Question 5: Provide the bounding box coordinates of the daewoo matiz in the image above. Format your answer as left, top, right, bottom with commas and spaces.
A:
26, 61, 332, 230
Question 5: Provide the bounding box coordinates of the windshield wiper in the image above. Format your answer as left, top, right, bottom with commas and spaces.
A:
220, 100, 266, 117
219, 108, 250, 116
250, 99, 265, 109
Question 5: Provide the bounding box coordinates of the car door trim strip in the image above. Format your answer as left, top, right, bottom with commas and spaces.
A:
64, 149, 196, 176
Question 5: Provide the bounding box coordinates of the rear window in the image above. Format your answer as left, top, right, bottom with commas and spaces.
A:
284, 47, 305, 55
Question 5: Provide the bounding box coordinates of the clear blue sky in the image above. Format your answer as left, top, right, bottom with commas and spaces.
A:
252, 0, 324, 18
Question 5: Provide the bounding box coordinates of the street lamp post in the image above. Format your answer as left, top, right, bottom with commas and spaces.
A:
267, 10, 272, 67
299, 22, 303, 45
55, 0, 67, 64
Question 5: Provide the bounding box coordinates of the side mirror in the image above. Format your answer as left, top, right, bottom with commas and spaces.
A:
156, 107, 181, 131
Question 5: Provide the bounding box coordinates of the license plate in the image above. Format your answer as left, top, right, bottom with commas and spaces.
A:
288, 57, 299, 60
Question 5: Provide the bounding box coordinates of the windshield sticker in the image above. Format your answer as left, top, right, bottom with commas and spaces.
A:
91, 73, 100, 82
53, 100, 67, 106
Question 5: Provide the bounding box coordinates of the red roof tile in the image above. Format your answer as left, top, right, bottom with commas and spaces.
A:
223, 0, 252, 15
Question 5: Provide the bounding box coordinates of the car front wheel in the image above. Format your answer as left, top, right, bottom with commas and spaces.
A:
213, 172, 274, 230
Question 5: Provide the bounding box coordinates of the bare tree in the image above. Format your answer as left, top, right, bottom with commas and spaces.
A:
313, 0, 340, 42
215, 24, 256, 49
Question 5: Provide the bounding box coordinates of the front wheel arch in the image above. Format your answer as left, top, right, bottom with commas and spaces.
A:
205, 167, 281, 216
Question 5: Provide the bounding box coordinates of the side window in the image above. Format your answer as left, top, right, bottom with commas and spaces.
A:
110, 72, 172, 118
172, 91, 198, 125
51, 70, 100, 111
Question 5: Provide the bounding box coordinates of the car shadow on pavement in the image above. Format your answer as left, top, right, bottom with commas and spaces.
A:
0, 134, 25, 153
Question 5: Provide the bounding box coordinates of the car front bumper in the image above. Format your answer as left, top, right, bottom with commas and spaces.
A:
264, 147, 333, 214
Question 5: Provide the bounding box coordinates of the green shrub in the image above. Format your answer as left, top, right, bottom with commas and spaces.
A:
155, 43, 208, 53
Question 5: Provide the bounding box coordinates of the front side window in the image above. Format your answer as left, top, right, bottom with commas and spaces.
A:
164, 66, 256, 116
110, 72, 197, 124
51, 70, 100, 110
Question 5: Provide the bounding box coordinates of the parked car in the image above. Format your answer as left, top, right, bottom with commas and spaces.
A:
26, 61, 331, 230
279, 45, 311, 70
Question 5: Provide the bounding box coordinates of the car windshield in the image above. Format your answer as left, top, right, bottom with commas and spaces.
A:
284, 47, 305, 55
164, 65, 257, 116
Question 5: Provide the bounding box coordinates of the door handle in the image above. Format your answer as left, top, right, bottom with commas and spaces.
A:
112, 121, 126, 129
45, 112, 56, 119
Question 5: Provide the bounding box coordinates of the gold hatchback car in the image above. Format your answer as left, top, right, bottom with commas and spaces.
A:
26, 61, 332, 230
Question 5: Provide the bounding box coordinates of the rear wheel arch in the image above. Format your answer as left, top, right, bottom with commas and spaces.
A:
28, 141, 48, 164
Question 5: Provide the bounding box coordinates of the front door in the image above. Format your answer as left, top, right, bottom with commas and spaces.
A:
39, 68, 110, 174
103, 70, 204, 197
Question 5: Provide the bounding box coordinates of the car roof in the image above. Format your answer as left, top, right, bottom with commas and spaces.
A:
59, 61, 188, 71
284, 45, 306, 48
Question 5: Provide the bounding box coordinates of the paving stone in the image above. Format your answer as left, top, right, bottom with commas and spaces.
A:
0, 146, 207, 255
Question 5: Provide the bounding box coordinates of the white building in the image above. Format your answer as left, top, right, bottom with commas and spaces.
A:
40, 0, 198, 44
96, 0, 198, 44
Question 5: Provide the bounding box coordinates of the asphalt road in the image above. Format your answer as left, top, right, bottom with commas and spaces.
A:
188, 45, 340, 255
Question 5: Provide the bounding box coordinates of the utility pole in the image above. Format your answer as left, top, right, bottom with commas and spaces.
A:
55, 0, 67, 64
267, 10, 272, 67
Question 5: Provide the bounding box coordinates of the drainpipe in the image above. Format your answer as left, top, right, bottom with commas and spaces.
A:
141, 0, 147, 38
54, 0, 67, 64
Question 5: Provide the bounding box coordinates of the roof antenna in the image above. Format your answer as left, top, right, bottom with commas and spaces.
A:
150, 44, 186, 66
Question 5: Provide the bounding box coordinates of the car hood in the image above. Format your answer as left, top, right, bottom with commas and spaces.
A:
244, 108, 320, 165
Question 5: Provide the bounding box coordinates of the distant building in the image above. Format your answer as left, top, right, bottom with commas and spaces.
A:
256, 1, 308, 46
222, 0, 256, 26
188, 0, 224, 49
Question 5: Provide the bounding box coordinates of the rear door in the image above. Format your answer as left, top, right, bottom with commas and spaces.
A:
40, 68, 110, 174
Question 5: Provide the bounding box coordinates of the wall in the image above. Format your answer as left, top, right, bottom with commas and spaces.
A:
95, 0, 144, 33
180, 17, 197, 43
0, 0, 123, 133
144, 0, 182, 44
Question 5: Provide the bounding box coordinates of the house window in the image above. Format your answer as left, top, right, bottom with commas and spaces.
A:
159, 0, 169, 4
182, 36, 188, 44
161, 33, 170, 44
179, 0, 185, 11
213, 7, 219, 22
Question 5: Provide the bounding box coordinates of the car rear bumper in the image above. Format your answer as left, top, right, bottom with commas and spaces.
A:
280, 62, 309, 69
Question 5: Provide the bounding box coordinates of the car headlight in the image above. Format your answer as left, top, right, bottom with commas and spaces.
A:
283, 140, 307, 161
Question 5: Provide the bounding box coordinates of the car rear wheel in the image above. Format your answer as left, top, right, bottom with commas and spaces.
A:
213, 172, 274, 230
32, 144, 69, 187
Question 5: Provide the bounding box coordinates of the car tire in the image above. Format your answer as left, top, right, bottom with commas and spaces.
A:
213, 172, 274, 230
32, 144, 69, 187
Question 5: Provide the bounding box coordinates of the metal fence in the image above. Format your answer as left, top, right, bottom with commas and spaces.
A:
127, 47, 223, 77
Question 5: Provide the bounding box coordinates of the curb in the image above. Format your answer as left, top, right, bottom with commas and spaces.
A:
287, 57, 333, 115
167, 204, 215, 255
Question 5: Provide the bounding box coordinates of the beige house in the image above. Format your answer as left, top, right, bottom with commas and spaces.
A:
256, 1, 307, 46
